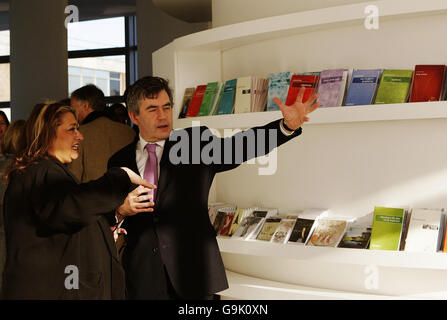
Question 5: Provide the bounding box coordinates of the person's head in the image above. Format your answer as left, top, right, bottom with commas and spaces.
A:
70, 84, 106, 124
0, 119, 26, 155
107, 103, 129, 124
9, 102, 83, 178
126, 76, 173, 142
0, 110, 10, 139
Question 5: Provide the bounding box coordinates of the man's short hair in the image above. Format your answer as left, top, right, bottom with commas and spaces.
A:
71, 84, 106, 112
126, 76, 173, 114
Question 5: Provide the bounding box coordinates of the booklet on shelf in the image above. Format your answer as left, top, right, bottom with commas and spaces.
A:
285, 74, 320, 106
404, 208, 445, 253
409, 65, 446, 102
338, 212, 373, 249
217, 79, 237, 115
234, 76, 252, 114
374, 69, 413, 104
266, 71, 291, 111
369, 206, 406, 251
271, 217, 297, 244
228, 207, 255, 237
178, 87, 195, 118
198, 82, 219, 116
256, 217, 282, 241
219, 209, 237, 236
344, 69, 382, 106
185, 84, 207, 117
317, 69, 350, 107
305, 218, 348, 247
208, 203, 236, 225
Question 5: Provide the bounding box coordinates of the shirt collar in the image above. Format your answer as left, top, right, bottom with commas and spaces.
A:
137, 135, 165, 153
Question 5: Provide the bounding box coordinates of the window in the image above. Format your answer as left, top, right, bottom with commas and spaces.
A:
68, 56, 126, 96
67, 17, 125, 51
0, 30, 10, 109
67, 16, 137, 103
0, 15, 137, 116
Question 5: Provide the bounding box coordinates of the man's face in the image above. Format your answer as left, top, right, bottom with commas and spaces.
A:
70, 98, 89, 124
129, 90, 173, 142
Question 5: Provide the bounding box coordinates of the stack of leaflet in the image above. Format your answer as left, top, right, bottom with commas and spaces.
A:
232, 208, 278, 240
197, 82, 220, 116
251, 77, 269, 112
409, 65, 446, 102
286, 74, 320, 106
233, 76, 269, 114
317, 69, 350, 107
344, 69, 383, 106
374, 69, 413, 104
217, 79, 237, 115
266, 72, 291, 111
178, 87, 195, 118
208, 203, 237, 226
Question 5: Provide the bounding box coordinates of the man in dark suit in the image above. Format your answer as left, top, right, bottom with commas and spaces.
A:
108, 76, 319, 299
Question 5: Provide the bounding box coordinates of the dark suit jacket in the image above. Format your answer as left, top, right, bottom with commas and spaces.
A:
2, 158, 131, 299
108, 119, 302, 299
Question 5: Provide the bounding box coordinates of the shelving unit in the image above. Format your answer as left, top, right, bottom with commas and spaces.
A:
153, 0, 447, 299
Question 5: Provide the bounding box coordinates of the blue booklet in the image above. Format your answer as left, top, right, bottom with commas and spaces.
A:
266, 72, 291, 111
344, 69, 383, 106
217, 79, 237, 115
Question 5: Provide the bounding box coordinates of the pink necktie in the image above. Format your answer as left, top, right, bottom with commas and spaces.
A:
144, 143, 158, 200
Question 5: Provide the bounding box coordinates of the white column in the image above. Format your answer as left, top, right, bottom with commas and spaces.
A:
10, 0, 68, 120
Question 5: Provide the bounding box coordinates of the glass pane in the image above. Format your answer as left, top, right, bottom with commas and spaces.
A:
82, 68, 95, 78
67, 17, 125, 50
0, 63, 10, 102
110, 79, 120, 96
110, 72, 120, 79
96, 78, 108, 96
68, 56, 125, 96
0, 30, 10, 56
82, 76, 94, 86
68, 75, 81, 94
68, 66, 81, 76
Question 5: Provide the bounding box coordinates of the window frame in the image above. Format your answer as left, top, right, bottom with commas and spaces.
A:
0, 15, 138, 108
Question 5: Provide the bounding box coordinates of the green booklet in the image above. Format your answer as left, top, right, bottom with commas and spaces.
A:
369, 206, 405, 251
198, 82, 219, 116
374, 69, 413, 104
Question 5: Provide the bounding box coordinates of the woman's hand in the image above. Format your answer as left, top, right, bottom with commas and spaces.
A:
121, 167, 157, 190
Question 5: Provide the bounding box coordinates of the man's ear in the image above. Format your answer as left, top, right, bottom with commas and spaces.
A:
128, 111, 139, 126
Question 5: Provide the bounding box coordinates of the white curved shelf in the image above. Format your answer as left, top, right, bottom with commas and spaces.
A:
171, 0, 447, 52
217, 237, 447, 270
218, 270, 401, 300
175, 101, 447, 129
219, 270, 447, 300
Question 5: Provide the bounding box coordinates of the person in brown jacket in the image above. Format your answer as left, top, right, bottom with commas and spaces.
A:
68, 84, 135, 183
